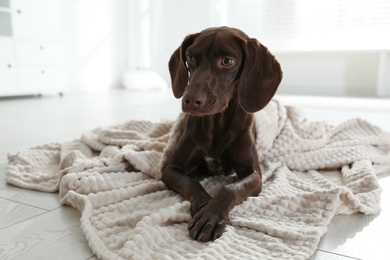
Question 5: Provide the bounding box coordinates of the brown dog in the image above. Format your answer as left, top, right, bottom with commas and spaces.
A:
161, 27, 282, 242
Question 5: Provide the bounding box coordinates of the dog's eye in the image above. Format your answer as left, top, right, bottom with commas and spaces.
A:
221, 57, 234, 67
185, 54, 194, 62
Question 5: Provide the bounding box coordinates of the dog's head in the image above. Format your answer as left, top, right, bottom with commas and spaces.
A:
168, 26, 283, 116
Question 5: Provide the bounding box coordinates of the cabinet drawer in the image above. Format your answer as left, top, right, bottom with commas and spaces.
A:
0, 38, 14, 64
17, 67, 64, 91
15, 42, 63, 65
0, 63, 16, 91
12, 0, 62, 41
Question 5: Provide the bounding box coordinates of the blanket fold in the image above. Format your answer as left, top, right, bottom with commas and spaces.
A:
6, 100, 390, 260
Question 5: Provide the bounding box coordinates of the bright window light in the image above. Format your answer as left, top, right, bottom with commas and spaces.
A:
213, 0, 390, 51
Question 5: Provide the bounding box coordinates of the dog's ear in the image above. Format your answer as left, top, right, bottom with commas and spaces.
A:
168, 33, 199, 98
238, 39, 282, 113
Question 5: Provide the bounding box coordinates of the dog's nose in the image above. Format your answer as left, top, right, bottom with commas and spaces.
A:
182, 92, 206, 111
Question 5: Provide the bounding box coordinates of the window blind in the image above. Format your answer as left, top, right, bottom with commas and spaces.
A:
213, 0, 390, 51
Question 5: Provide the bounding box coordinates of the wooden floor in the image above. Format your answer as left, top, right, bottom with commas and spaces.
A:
0, 90, 389, 260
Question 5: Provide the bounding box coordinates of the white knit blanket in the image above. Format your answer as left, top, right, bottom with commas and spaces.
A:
6, 100, 390, 260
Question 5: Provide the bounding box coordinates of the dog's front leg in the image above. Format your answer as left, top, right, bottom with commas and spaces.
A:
188, 171, 262, 242
161, 167, 212, 216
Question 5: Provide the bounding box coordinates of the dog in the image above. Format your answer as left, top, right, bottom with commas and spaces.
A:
161, 26, 283, 242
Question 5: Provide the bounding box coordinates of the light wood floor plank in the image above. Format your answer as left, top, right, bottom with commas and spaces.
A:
0, 198, 46, 230
309, 250, 361, 260
0, 206, 93, 260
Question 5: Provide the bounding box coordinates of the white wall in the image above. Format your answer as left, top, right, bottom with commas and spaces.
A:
62, 0, 126, 92
62, 0, 212, 92
149, 0, 212, 84
275, 51, 381, 97
125, 0, 212, 86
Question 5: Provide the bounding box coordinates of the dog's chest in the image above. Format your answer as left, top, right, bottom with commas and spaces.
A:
204, 156, 225, 175
193, 133, 233, 176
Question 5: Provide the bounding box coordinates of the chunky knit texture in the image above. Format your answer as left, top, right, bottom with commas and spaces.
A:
6, 100, 390, 260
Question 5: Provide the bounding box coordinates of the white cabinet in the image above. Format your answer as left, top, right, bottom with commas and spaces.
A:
17, 67, 63, 91
12, 0, 62, 41
0, 0, 64, 96
0, 38, 16, 93
14, 41, 64, 91
15, 42, 63, 65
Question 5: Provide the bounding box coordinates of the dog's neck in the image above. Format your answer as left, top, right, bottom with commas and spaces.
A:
185, 97, 255, 157
198, 97, 252, 126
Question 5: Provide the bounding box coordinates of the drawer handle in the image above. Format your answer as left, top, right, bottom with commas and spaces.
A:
7, 64, 12, 69
41, 70, 45, 74
39, 46, 44, 50
17, 9, 22, 14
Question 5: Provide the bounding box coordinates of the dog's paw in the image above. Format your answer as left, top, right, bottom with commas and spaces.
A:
190, 193, 212, 217
188, 202, 228, 242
